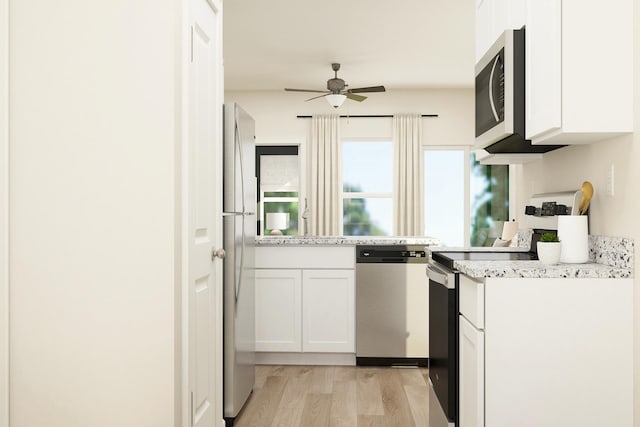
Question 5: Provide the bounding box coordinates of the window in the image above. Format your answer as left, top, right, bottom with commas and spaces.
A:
424, 149, 466, 246
424, 148, 510, 246
256, 146, 299, 236
342, 140, 392, 236
469, 153, 509, 246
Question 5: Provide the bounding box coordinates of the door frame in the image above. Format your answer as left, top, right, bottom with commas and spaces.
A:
0, 0, 9, 424
179, 0, 224, 425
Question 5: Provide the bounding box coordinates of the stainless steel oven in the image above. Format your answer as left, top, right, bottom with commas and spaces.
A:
427, 262, 458, 427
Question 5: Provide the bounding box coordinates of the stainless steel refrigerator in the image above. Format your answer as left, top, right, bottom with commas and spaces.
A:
223, 103, 255, 423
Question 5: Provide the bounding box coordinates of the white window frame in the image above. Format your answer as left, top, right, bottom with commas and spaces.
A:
341, 138, 393, 236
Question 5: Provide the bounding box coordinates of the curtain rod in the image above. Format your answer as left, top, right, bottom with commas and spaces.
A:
296, 114, 438, 119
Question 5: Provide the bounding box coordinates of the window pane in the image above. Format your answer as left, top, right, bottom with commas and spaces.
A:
263, 201, 298, 236
343, 198, 392, 236
264, 191, 298, 198
342, 141, 392, 193
424, 150, 465, 246
260, 155, 299, 189
470, 154, 509, 246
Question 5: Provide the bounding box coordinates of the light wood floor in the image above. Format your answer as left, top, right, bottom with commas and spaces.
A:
233, 365, 430, 427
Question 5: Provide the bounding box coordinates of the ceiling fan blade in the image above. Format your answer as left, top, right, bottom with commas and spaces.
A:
305, 93, 330, 102
285, 88, 330, 94
345, 93, 367, 102
347, 85, 386, 93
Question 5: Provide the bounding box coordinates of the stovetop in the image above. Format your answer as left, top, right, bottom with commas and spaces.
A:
431, 251, 538, 270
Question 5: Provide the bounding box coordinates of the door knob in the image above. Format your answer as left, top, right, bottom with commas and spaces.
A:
211, 248, 226, 261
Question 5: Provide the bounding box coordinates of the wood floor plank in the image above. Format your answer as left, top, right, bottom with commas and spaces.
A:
329, 380, 357, 427
397, 367, 428, 387
234, 375, 287, 427
270, 367, 313, 427
404, 384, 430, 427
299, 393, 332, 427
254, 365, 273, 389
334, 365, 357, 381
356, 368, 385, 416
238, 366, 430, 427
419, 368, 429, 386
358, 414, 388, 427
378, 369, 416, 427
308, 366, 335, 394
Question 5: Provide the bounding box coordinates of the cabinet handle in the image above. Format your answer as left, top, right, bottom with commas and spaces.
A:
427, 264, 448, 286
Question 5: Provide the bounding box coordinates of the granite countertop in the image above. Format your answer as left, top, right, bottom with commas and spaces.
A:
454, 260, 632, 279
433, 234, 634, 279
256, 236, 440, 246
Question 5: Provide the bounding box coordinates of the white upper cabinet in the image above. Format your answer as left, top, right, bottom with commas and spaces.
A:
475, 0, 525, 62
526, 0, 633, 145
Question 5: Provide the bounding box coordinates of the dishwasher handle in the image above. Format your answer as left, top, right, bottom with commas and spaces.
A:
427, 264, 455, 289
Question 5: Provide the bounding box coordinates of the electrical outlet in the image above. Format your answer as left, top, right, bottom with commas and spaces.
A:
606, 164, 615, 196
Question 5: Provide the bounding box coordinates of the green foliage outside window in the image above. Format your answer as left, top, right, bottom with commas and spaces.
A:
342, 184, 386, 236
470, 157, 509, 246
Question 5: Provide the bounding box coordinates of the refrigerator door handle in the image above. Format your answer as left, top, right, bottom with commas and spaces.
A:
234, 214, 245, 306
235, 120, 246, 213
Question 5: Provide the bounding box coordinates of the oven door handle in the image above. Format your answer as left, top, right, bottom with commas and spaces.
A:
427, 264, 449, 286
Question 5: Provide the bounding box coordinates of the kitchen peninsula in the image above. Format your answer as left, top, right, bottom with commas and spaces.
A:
254, 236, 439, 366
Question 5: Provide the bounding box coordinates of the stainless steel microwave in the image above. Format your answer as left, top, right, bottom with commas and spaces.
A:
475, 28, 563, 154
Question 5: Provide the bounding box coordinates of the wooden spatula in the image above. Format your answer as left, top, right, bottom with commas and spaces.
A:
578, 181, 593, 215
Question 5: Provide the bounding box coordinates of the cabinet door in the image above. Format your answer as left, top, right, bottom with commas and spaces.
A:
525, 0, 562, 140
476, 0, 526, 62
302, 269, 355, 353
459, 316, 485, 427
475, 0, 493, 62
255, 269, 302, 352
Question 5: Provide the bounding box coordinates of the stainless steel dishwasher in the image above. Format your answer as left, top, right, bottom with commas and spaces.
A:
355, 245, 429, 366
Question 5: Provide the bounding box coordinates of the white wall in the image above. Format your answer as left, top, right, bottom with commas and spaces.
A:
225, 88, 474, 144
513, 4, 640, 425
0, 0, 7, 424
9, 1, 179, 426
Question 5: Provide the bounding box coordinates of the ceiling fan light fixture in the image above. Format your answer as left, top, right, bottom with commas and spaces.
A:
325, 94, 346, 108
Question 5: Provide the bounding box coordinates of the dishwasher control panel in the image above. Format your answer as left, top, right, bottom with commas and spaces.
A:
356, 245, 427, 263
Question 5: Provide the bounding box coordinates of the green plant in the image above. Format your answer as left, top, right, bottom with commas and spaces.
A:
540, 232, 560, 243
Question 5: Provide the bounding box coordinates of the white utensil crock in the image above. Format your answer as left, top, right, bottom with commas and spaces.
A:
558, 216, 589, 263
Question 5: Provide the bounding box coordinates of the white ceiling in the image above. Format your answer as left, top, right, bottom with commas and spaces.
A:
223, 0, 475, 92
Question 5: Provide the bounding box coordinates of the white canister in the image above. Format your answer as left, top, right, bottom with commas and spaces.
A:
558, 216, 589, 263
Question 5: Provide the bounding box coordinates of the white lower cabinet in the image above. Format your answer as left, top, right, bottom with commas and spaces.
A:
255, 268, 355, 354
459, 315, 484, 427
459, 274, 633, 427
254, 245, 356, 358
302, 269, 355, 352
255, 269, 302, 352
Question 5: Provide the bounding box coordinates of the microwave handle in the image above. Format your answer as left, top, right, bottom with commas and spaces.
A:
488, 55, 500, 122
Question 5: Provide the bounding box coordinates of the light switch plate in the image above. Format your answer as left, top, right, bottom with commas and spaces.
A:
606, 164, 615, 196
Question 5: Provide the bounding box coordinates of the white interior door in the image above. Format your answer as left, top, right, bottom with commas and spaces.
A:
187, 0, 223, 425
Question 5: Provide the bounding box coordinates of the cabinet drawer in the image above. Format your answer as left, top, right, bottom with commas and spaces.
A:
460, 274, 484, 329
255, 246, 355, 269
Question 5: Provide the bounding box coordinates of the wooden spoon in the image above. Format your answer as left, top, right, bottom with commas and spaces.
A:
578, 181, 594, 215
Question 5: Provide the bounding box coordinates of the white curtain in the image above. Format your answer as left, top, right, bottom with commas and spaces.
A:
310, 115, 341, 235
393, 114, 423, 236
